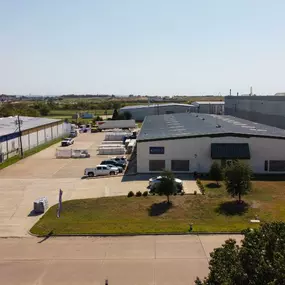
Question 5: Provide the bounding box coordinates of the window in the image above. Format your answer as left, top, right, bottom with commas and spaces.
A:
269, 160, 285, 172
171, 160, 189, 171
149, 147, 165, 154
264, 160, 268, 171
149, 160, 165, 171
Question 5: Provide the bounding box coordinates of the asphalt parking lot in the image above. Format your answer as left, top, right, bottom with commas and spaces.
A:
0, 132, 199, 237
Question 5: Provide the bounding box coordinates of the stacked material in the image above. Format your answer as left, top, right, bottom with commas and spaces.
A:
98, 146, 126, 155
126, 139, 136, 154
101, 141, 123, 145
104, 132, 130, 141
33, 197, 48, 214
56, 149, 72, 158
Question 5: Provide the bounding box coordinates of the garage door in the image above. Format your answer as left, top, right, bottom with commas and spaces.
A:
149, 160, 165, 171
171, 160, 189, 171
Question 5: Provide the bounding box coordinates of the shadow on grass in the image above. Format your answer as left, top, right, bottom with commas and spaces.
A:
148, 201, 173, 216
216, 201, 249, 216
206, 183, 221, 189
28, 210, 43, 217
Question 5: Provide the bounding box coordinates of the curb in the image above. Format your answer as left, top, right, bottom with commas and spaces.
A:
28, 231, 243, 238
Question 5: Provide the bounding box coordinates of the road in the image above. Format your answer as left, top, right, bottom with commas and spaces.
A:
0, 235, 242, 285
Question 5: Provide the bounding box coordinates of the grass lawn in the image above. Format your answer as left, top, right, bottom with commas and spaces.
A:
30, 180, 285, 236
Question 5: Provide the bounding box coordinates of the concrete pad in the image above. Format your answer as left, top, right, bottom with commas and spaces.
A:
155, 259, 209, 285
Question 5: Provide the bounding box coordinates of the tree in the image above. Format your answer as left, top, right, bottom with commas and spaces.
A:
156, 170, 176, 203
123, 111, 132, 120
223, 160, 252, 203
112, 109, 119, 120
209, 161, 223, 186
196, 222, 285, 285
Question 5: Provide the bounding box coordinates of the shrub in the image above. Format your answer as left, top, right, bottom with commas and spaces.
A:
181, 191, 184, 196
127, 191, 134, 197
135, 191, 142, 197
196, 178, 201, 185
142, 191, 148, 197
194, 190, 197, 195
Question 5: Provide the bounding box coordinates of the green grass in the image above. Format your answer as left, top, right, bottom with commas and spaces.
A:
30, 180, 285, 236
0, 137, 63, 170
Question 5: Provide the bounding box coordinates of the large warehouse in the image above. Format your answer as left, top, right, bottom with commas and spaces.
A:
119, 103, 193, 121
225, 95, 285, 129
0, 116, 71, 163
136, 113, 285, 174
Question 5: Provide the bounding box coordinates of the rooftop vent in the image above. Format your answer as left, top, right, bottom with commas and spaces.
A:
216, 125, 221, 128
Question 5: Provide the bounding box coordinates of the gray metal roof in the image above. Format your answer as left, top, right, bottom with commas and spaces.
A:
120, 103, 193, 110
0, 116, 61, 137
98, 119, 136, 129
137, 113, 285, 142
192, 101, 225, 105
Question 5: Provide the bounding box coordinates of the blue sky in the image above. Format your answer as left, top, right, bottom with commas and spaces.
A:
0, 0, 284, 96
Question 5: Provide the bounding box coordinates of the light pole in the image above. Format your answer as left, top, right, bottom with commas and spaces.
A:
15, 115, 23, 158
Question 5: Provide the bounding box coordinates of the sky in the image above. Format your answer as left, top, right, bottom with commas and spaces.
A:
0, 0, 285, 96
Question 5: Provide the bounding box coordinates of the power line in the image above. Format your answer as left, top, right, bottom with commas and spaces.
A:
15, 115, 23, 158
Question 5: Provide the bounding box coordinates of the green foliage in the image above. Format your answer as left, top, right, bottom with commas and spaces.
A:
209, 161, 223, 186
127, 191, 134, 197
123, 111, 132, 120
0, 102, 40, 117
142, 191, 148, 197
223, 160, 252, 202
156, 170, 176, 203
136, 191, 142, 197
112, 109, 119, 120
196, 222, 285, 285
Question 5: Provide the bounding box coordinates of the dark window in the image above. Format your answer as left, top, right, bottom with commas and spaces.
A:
149, 147, 165, 154
264, 160, 268, 171
269, 160, 285, 172
171, 160, 189, 171
149, 160, 165, 171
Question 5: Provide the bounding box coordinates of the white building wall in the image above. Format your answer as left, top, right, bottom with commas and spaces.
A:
21, 134, 30, 151
52, 125, 58, 139
38, 129, 45, 144
45, 127, 52, 141
29, 132, 38, 149
137, 136, 285, 174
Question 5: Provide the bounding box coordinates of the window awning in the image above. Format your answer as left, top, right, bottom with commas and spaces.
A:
211, 143, 250, 159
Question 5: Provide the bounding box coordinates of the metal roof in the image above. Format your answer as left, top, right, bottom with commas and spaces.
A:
137, 113, 285, 142
0, 116, 61, 137
98, 119, 136, 130
120, 103, 193, 110
192, 101, 225, 105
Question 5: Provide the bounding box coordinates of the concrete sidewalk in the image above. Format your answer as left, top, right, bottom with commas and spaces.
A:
0, 235, 242, 285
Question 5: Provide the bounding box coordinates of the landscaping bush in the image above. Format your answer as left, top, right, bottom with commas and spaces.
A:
194, 190, 197, 195
136, 191, 142, 197
127, 191, 134, 197
142, 191, 148, 197
196, 178, 201, 185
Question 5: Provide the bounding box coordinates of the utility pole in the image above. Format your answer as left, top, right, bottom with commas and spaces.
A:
15, 115, 23, 158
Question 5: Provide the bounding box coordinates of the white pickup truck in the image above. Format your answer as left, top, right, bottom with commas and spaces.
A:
84, 165, 119, 177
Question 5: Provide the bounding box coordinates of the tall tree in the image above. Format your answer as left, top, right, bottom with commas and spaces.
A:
209, 161, 223, 186
196, 222, 285, 285
223, 160, 252, 203
112, 109, 119, 120
156, 170, 176, 203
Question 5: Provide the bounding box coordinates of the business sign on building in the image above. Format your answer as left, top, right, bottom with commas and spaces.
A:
149, 146, 165, 154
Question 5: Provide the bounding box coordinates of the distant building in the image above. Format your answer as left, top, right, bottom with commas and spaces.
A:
190, 101, 224, 114
225, 95, 285, 130
0, 95, 16, 103
80, 113, 94, 119
119, 103, 193, 121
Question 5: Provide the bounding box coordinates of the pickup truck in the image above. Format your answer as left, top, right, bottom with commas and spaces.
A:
61, 138, 74, 147
84, 165, 119, 177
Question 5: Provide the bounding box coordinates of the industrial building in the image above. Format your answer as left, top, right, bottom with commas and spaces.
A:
136, 113, 285, 174
0, 116, 71, 163
190, 101, 225, 114
119, 103, 193, 121
225, 95, 285, 129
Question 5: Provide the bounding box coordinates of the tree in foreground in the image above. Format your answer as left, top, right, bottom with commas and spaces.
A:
112, 109, 119, 120
223, 160, 252, 203
196, 222, 285, 285
156, 170, 176, 204
209, 161, 223, 186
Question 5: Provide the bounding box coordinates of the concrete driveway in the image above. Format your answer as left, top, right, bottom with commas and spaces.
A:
0, 133, 199, 237
0, 235, 243, 285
